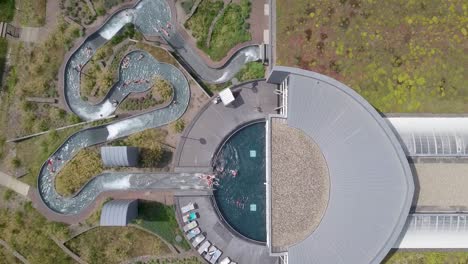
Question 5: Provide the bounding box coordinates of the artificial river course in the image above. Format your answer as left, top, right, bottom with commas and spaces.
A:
38, 0, 261, 215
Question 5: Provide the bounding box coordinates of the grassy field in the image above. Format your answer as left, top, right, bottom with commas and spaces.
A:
55, 147, 103, 196
134, 201, 191, 250
17, 0, 46, 26
0, 201, 71, 263
277, 0, 468, 113
0, 39, 8, 86
185, 0, 252, 61
0, 0, 15, 22
0, 246, 21, 264
383, 251, 468, 264
66, 226, 171, 264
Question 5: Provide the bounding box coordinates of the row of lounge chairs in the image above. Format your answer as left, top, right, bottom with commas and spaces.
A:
181, 202, 236, 264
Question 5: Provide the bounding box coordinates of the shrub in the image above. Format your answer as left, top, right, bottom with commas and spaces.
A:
173, 119, 185, 133
11, 157, 21, 168
3, 189, 14, 201
152, 76, 173, 101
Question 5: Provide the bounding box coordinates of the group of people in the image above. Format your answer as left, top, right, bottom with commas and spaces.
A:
199, 174, 219, 188
46, 156, 62, 173
153, 21, 173, 38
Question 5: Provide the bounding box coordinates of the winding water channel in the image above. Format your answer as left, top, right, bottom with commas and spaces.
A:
38, 0, 260, 215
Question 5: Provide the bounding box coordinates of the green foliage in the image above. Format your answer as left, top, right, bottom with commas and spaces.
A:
62, 0, 97, 25
153, 76, 174, 101
11, 157, 21, 168
111, 24, 138, 45
65, 226, 171, 264
17, 0, 46, 26
186, 0, 252, 61
276, 0, 468, 113
0, 39, 8, 86
0, 202, 71, 263
173, 119, 185, 133
55, 148, 103, 196
236, 62, 265, 81
117, 129, 167, 167
120, 94, 163, 112
0, 0, 15, 22
206, 0, 252, 60
15, 126, 83, 186
0, 135, 5, 159
134, 201, 191, 250
3, 189, 14, 201
184, 0, 224, 47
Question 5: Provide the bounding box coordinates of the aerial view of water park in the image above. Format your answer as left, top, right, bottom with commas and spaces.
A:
0, 0, 466, 263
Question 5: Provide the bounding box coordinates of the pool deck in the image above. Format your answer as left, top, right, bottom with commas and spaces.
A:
174, 80, 278, 170
175, 195, 278, 264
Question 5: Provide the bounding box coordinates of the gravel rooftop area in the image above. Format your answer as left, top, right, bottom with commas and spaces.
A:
270, 118, 329, 250
412, 162, 468, 211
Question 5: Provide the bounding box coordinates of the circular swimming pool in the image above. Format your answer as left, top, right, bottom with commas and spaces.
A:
213, 122, 266, 242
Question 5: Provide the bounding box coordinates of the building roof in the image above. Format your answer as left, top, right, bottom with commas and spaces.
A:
267, 66, 414, 264
396, 214, 468, 248
270, 117, 329, 252
219, 88, 235, 106
100, 199, 138, 226
101, 146, 139, 167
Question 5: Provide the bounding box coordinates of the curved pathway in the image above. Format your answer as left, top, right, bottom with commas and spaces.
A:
37, 0, 260, 217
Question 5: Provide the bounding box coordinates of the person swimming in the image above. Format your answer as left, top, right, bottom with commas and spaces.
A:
230, 169, 238, 177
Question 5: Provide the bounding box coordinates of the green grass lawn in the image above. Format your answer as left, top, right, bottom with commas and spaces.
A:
134, 201, 191, 251
0, 0, 15, 22
66, 226, 171, 264
277, 0, 468, 113
383, 251, 468, 264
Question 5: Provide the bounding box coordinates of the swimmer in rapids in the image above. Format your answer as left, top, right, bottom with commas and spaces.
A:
230, 169, 238, 177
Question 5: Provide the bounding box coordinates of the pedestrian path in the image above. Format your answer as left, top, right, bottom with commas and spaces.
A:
0, 171, 29, 197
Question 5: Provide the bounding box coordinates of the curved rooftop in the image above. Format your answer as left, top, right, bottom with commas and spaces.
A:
267, 66, 414, 264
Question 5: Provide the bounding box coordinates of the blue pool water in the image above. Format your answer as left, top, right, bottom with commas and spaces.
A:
213, 122, 266, 242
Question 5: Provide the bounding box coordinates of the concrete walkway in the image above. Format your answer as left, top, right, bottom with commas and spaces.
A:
0, 171, 29, 197
18, 0, 60, 43
175, 195, 277, 264
174, 80, 278, 169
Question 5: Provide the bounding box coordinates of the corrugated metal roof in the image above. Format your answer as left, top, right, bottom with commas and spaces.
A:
101, 146, 139, 167
387, 117, 468, 156
267, 66, 414, 264
100, 199, 138, 226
